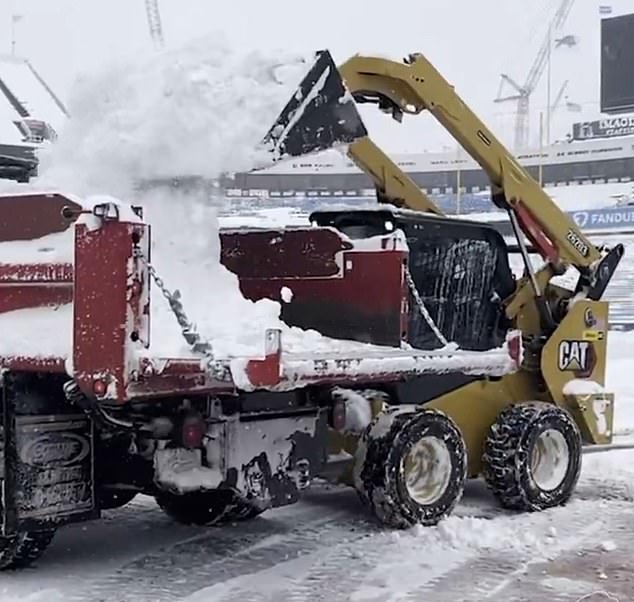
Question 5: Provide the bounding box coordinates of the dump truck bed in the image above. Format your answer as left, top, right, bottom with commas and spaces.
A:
0, 192, 521, 403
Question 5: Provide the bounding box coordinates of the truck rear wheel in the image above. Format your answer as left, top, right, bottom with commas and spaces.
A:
482, 402, 582, 511
0, 529, 56, 570
155, 489, 264, 526
353, 407, 467, 529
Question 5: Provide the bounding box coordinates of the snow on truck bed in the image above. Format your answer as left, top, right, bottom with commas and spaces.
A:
0, 35, 631, 425
1, 39, 336, 359
0, 37, 517, 379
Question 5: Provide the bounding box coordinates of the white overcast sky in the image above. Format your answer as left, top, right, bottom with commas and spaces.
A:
0, 0, 632, 151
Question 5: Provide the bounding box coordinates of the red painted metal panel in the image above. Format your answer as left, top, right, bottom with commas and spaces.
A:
73, 220, 150, 403
0, 356, 66, 373
126, 373, 234, 398
0, 199, 413, 398
0, 193, 80, 241
0, 286, 72, 313
235, 250, 407, 347
220, 227, 408, 347
0, 263, 73, 313
220, 228, 352, 278
0, 263, 73, 282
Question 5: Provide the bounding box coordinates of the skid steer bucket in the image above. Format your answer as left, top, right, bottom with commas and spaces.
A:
264, 50, 368, 160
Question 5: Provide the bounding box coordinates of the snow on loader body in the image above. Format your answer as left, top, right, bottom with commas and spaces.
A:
0, 48, 622, 570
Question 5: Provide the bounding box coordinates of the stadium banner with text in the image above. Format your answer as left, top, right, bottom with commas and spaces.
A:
570, 206, 634, 230
490, 206, 634, 238
571, 116, 634, 140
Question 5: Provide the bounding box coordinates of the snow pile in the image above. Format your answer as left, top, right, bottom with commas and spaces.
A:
35, 35, 313, 197
6, 35, 402, 362
280, 286, 294, 303
332, 388, 374, 433
0, 304, 72, 359
563, 379, 606, 396
600, 540, 617, 552
0, 227, 72, 264
415, 514, 542, 552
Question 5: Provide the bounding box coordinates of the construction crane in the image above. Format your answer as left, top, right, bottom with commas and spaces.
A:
550, 79, 569, 115
144, 0, 165, 50
495, 0, 577, 149
549, 80, 582, 116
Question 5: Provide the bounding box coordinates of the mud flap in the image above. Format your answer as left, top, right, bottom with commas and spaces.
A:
263, 50, 368, 160
1, 375, 97, 536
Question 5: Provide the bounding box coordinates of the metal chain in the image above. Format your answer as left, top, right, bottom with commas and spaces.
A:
404, 268, 449, 347
134, 249, 230, 381
135, 251, 446, 374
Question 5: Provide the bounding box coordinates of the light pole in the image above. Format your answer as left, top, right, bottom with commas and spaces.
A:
456, 145, 462, 215
539, 111, 544, 186
546, 23, 552, 146
11, 15, 23, 56
549, 33, 578, 146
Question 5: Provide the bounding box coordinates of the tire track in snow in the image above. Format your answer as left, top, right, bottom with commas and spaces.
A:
192, 482, 500, 602
173, 483, 611, 602
68, 509, 372, 602
198, 502, 505, 601
526, 507, 634, 602
221, 498, 619, 602
393, 500, 612, 602
575, 476, 634, 503
204, 529, 386, 602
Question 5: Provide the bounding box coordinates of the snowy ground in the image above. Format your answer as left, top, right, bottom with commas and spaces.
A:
1, 451, 633, 602
607, 331, 634, 437
0, 330, 629, 602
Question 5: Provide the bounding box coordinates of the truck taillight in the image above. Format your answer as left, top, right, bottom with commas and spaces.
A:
507, 330, 523, 368
93, 379, 107, 397
181, 415, 206, 449
331, 399, 346, 431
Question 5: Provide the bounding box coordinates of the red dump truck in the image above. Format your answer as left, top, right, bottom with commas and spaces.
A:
0, 191, 519, 569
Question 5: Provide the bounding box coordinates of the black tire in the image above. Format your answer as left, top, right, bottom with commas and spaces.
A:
232, 498, 266, 522
0, 529, 56, 570
482, 402, 582, 511
99, 489, 138, 510
155, 489, 264, 526
353, 407, 467, 529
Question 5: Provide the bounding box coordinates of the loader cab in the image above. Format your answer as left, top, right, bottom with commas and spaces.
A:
310, 208, 516, 352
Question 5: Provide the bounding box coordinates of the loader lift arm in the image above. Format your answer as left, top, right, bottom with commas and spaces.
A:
338, 53, 599, 267
333, 53, 623, 317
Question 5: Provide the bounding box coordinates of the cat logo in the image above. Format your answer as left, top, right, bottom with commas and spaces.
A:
558, 340, 595, 376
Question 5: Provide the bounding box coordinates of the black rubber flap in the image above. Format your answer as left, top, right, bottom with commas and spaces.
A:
263, 50, 367, 160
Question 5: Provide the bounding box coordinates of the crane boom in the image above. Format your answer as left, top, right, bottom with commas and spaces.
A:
495, 0, 577, 148
144, 0, 165, 50
523, 0, 576, 93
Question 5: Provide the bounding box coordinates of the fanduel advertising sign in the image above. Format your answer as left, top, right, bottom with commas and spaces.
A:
571, 206, 634, 230
571, 116, 634, 140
